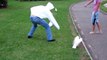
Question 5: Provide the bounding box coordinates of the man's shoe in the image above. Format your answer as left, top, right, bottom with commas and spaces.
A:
48, 39, 55, 42
28, 36, 32, 38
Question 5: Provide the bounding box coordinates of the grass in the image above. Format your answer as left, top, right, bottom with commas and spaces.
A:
0, 0, 90, 60
100, 0, 107, 13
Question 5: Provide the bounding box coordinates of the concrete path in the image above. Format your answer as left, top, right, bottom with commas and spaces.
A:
70, 1, 107, 60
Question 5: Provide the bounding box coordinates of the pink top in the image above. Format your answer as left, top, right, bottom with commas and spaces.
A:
93, 0, 101, 12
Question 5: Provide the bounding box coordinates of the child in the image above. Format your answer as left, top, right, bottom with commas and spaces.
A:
84, 0, 102, 34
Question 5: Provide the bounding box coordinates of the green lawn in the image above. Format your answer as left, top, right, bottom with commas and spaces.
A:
0, 0, 90, 60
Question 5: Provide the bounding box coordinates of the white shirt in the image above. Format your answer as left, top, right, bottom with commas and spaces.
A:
30, 5, 60, 30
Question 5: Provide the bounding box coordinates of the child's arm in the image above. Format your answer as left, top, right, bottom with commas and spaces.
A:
84, 0, 93, 7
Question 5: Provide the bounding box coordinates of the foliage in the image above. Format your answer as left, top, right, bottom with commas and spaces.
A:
100, 1, 107, 13
0, 0, 7, 8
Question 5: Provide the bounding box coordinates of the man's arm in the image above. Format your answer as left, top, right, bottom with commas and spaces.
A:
49, 22, 53, 27
46, 11, 60, 30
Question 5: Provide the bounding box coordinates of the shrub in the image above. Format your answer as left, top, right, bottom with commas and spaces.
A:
0, 0, 7, 8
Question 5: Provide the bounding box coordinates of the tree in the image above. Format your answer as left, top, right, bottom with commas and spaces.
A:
0, 0, 7, 8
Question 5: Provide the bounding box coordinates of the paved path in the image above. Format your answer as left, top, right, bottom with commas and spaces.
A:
70, 1, 107, 60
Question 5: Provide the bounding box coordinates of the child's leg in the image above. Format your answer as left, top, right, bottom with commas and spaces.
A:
90, 24, 96, 34
96, 22, 102, 33
92, 25, 95, 32
95, 12, 102, 33
90, 12, 96, 34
